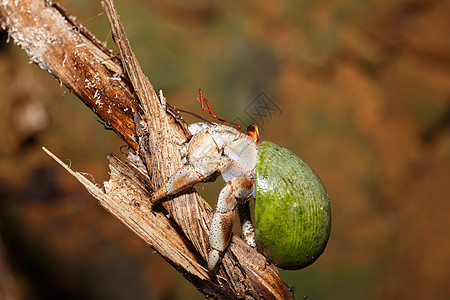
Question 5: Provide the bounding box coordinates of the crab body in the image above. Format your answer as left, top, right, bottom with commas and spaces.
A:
152, 122, 331, 273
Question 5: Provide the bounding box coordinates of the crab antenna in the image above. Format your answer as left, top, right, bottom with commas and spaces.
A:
198, 89, 241, 131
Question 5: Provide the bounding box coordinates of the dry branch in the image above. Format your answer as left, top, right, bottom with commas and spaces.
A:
1, 0, 291, 298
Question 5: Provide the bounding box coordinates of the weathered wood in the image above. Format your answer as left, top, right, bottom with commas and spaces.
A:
1, 1, 291, 298
42, 147, 235, 297
1, 0, 138, 148
101, 0, 212, 261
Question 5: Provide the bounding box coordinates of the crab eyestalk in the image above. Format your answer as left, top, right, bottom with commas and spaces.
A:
246, 123, 260, 142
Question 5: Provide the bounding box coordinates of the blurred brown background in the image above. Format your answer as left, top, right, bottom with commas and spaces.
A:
1, 0, 449, 299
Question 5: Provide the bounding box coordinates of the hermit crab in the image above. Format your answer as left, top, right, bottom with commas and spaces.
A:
152, 91, 331, 274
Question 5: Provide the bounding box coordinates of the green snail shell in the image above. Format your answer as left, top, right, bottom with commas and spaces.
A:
255, 141, 331, 269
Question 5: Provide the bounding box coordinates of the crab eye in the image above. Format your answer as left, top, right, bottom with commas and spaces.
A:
246, 123, 260, 142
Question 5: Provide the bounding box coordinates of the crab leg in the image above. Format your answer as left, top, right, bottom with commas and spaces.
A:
151, 155, 254, 273
237, 201, 256, 248
151, 156, 225, 203
208, 177, 254, 274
